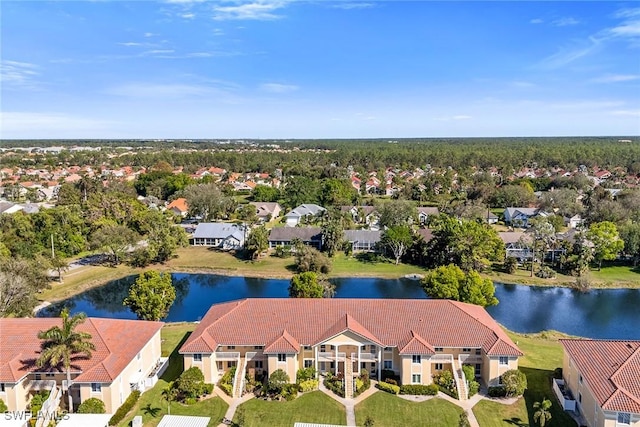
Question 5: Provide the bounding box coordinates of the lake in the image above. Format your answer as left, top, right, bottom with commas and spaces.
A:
39, 274, 640, 339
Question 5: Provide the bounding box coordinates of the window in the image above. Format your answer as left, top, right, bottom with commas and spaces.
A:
579, 374, 583, 384
462, 348, 471, 353
193, 353, 202, 362
304, 360, 313, 368
91, 383, 102, 393
499, 356, 509, 366
303, 346, 311, 351
34, 373, 41, 381
475, 364, 481, 376
435, 347, 443, 352
498, 376, 503, 385
383, 360, 392, 370
475, 349, 481, 355
254, 361, 263, 369
384, 347, 393, 352
0, 383, 5, 393
412, 374, 421, 384
227, 346, 236, 350
320, 345, 326, 352
137, 352, 141, 360
278, 353, 286, 362
412, 355, 421, 364
435, 363, 443, 370
45, 373, 55, 378
255, 346, 264, 350
578, 393, 582, 403
617, 412, 631, 425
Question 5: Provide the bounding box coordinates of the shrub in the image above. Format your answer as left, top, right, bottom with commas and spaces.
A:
399, 384, 439, 395
504, 256, 518, 274
176, 367, 208, 400
219, 383, 233, 397
353, 370, 371, 397
433, 370, 455, 392
296, 366, 317, 383
383, 378, 398, 386
298, 379, 319, 392
281, 383, 300, 401
553, 368, 563, 379
0, 398, 7, 413
536, 266, 556, 279
77, 397, 106, 414
323, 372, 345, 397
109, 390, 141, 426
462, 365, 475, 382
502, 369, 527, 397
376, 381, 400, 395
28, 391, 50, 414
267, 369, 290, 394
468, 381, 480, 397
381, 369, 400, 383
184, 397, 197, 405
487, 386, 507, 398
203, 383, 214, 395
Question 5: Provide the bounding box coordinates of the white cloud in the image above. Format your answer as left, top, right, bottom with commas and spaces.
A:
331, 2, 375, 10
609, 109, 640, 117
164, 0, 205, 3
260, 83, 299, 93
530, 18, 543, 24
433, 115, 472, 121
212, 1, 288, 21
181, 12, 195, 19
144, 32, 158, 37
213, 28, 225, 36
608, 20, 640, 37
590, 74, 640, 83
538, 37, 602, 69
0, 60, 40, 89
613, 8, 640, 19
119, 42, 144, 47
552, 17, 580, 27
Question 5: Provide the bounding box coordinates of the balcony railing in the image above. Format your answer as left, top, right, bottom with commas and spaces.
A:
350, 353, 377, 361
215, 351, 240, 361
245, 352, 265, 361
431, 354, 454, 362
458, 354, 483, 364
28, 379, 57, 391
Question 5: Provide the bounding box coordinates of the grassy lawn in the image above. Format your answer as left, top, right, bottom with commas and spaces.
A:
118, 323, 229, 427
486, 264, 640, 288
355, 393, 463, 427
234, 391, 346, 427
473, 330, 577, 427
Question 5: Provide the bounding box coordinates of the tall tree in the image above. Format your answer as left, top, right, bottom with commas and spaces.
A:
90, 223, 139, 265
246, 226, 269, 259
320, 178, 358, 207
321, 218, 344, 257
380, 225, 413, 265
124, 271, 176, 321
376, 200, 417, 228
283, 176, 321, 209
528, 217, 556, 277
182, 183, 236, 221
587, 221, 624, 270
36, 309, 96, 412
421, 264, 498, 307
252, 185, 280, 203
619, 222, 640, 266
0, 257, 48, 317
289, 272, 335, 298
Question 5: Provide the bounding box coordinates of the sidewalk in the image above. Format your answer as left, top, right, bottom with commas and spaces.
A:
214, 388, 254, 427
318, 379, 380, 426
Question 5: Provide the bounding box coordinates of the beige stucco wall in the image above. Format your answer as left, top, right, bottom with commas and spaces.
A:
267, 353, 298, 381
399, 356, 433, 385
602, 411, 640, 427
1, 380, 29, 411
482, 354, 518, 386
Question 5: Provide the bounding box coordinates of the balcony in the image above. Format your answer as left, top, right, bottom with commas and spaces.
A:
318, 352, 346, 361
553, 379, 576, 411
215, 351, 240, 361
458, 354, 483, 364
350, 353, 377, 361
431, 354, 454, 362
245, 352, 265, 361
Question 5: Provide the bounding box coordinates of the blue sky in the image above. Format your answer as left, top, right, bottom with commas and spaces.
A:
1, 1, 639, 139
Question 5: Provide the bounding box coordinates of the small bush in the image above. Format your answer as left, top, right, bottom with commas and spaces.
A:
203, 383, 214, 395
267, 369, 290, 394
502, 369, 527, 397
353, 370, 371, 397
184, 397, 197, 405
399, 384, 439, 395
0, 399, 7, 413
535, 266, 556, 279
281, 383, 300, 401
109, 390, 141, 426
487, 386, 507, 398
176, 367, 208, 401
219, 383, 233, 397
298, 379, 319, 392
462, 365, 475, 382
468, 381, 480, 397
77, 397, 106, 414
28, 391, 50, 414
323, 372, 345, 397
296, 366, 316, 383
381, 369, 400, 383
504, 256, 518, 274
383, 378, 398, 386
376, 381, 400, 395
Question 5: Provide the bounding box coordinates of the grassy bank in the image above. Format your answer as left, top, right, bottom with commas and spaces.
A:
354, 394, 463, 427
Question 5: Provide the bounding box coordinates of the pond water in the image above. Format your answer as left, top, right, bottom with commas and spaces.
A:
39, 274, 640, 339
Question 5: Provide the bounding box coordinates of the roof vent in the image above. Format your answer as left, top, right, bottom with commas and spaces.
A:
627, 343, 633, 349
419, 318, 423, 322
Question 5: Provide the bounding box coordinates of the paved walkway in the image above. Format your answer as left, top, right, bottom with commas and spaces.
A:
214, 388, 254, 427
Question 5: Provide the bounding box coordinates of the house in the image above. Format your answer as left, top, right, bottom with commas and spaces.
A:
564, 214, 584, 229
0, 318, 164, 414
417, 207, 439, 225
249, 202, 282, 223
503, 207, 541, 227
499, 232, 533, 260
416, 228, 434, 243
486, 211, 499, 224
167, 198, 189, 217
343, 230, 381, 252
192, 223, 245, 250
340, 206, 379, 229
283, 204, 326, 227
268, 227, 322, 249
179, 299, 522, 399
0, 201, 23, 215
559, 339, 640, 427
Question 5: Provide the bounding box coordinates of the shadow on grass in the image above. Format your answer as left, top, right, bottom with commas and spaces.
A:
521, 367, 577, 427
354, 252, 389, 264
161, 331, 193, 382
504, 417, 528, 426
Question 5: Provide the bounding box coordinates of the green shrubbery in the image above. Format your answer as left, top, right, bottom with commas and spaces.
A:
433, 371, 458, 399
376, 381, 400, 395
502, 369, 527, 397
0, 398, 7, 413
296, 367, 316, 383
218, 366, 236, 397
399, 384, 439, 395
323, 372, 345, 397
109, 390, 141, 426
298, 379, 319, 392
487, 386, 507, 398
77, 397, 106, 414
462, 364, 480, 398
175, 367, 211, 401
353, 370, 371, 397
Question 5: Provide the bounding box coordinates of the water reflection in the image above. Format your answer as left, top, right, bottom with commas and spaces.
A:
39, 275, 640, 339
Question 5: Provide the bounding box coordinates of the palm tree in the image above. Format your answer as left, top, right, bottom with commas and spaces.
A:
161, 382, 177, 415
533, 398, 553, 427
36, 308, 96, 412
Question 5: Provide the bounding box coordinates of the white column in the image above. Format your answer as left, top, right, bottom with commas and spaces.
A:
357, 345, 361, 375
335, 345, 339, 374
314, 346, 318, 376
377, 347, 382, 381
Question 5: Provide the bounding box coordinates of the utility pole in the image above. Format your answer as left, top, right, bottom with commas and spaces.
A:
51, 234, 55, 259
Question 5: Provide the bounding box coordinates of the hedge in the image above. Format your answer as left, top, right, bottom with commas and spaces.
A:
376, 381, 400, 395
109, 390, 140, 426
399, 384, 439, 395
219, 382, 233, 397
78, 397, 106, 414
299, 379, 319, 392
488, 386, 507, 398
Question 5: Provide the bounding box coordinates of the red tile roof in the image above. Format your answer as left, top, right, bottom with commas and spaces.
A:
180, 299, 522, 357
0, 318, 163, 383
167, 198, 188, 213
264, 330, 300, 354
399, 331, 436, 355
560, 339, 640, 414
